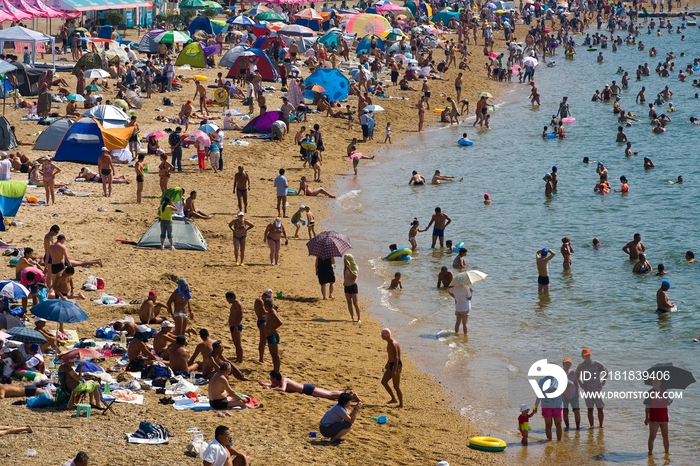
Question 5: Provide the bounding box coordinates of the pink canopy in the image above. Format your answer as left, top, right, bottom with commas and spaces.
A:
265, 0, 307, 4
24, 0, 69, 18
376, 2, 404, 12
13, 0, 45, 17
0, 0, 32, 20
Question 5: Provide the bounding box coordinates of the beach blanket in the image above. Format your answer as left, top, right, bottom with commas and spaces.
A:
127, 435, 169, 444
111, 389, 144, 405
92, 298, 130, 307
48, 329, 79, 345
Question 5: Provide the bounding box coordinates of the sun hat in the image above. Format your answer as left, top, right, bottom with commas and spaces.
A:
161, 320, 175, 328
237, 211, 244, 216
299, 205, 306, 210
34, 316, 47, 323
137, 324, 150, 333
148, 290, 157, 298
101, 146, 109, 152
519, 403, 529, 412
263, 289, 273, 297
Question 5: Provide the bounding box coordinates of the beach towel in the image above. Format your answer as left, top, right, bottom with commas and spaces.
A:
127, 435, 169, 444
92, 298, 130, 307
48, 329, 79, 345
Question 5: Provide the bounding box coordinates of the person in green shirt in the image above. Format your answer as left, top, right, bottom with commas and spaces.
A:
290, 205, 305, 239
158, 197, 177, 250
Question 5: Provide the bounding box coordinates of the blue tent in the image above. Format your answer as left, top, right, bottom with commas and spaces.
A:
432, 10, 460, 25
0, 181, 26, 218
318, 32, 341, 48
294, 18, 322, 31
303, 69, 349, 102
188, 17, 227, 36
54, 118, 104, 163
356, 35, 384, 57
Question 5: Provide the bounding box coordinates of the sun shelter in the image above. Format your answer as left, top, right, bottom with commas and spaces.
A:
83, 105, 130, 128
0, 181, 26, 218
73, 53, 102, 76
0, 116, 17, 150
219, 45, 248, 68
175, 42, 207, 68
242, 111, 284, 134
138, 29, 165, 54
226, 48, 278, 81
9, 62, 42, 96
303, 69, 349, 102
53, 118, 132, 164
0, 26, 54, 67
137, 217, 208, 251
33, 118, 73, 151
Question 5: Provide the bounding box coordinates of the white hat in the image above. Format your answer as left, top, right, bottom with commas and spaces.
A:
237, 211, 244, 216
519, 403, 530, 412
34, 316, 48, 323
0, 152, 7, 158
299, 205, 306, 210
136, 324, 150, 333
161, 320, 175, 328
101, 146, 109, 152
263, 289, 273, 297
437, 462, 450, 466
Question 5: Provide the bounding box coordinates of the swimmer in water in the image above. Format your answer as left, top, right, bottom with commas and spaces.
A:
690, 117, 699, 125
431, 170, 455, 185
616, 126, 628, 142
652, 122, 666, 133
458, 132, 472, 144
543, 173, 554, 197
550, 115, 558, 126
673, 176, 683, 184
625, 142, 638, 157
409, 170, 426, 186
592, 238, 603, 248
656, 264, 667, 276
583, 157, 595, 164
389, 273, 402, 290
685, 251, 695, 263
616, 175, 629, 194
542, 126, 550, 138
644, 156, 655, 169
483, 193, 491, 204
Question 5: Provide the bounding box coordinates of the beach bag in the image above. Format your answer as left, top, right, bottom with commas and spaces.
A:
27, 390, 55, 408
95, 326, 116, 340
143, 362, 171, 380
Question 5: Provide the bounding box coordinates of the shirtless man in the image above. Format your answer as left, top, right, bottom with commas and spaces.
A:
97, 147, 115, 197
380, 328, 403, 408
257, 370, 362, 401
112, 320, 139, 337
167, 278, 194, 337
437, 266, 454, 288
188, 328, 216, 367
408, 170, 426, 185
421, 78, 431, 109
431, 170, 455, 184
193, 80, 208, 115
233, 166, 251, 213
561, 237, 574, 271
153, 320, 176, 357
616, 126, 628, 142
656, 280, 674, 313
183, 191, 211, 219
622, 233, 646, 260
51, 267, 86, 300
536, 248, 556, 293
426, 207, 452, 248
34, 318, 61, 354
127, 326, 163, 368
208, 362, 250, 410
226, 291, 244, 363
47, 234, 70, 293
454, 73, 463, 101
138, 290, 167, 324
0, 384, 44, 399
201, 341, 248, 380
165, 335, 200, 374
264, 298, 282, 372
254, 290, 270, 364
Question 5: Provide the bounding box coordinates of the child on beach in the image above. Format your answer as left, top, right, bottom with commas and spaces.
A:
305, 206, 316, 239
518, 404, 536, 445
291, 205, 305, 239
384, 122, 392, 144
389, 273, 402, 290
408, 218, 427, 250
350, 152, 375, 175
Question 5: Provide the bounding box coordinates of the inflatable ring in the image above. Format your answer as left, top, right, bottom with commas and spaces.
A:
387, 247, 412, 261
452, 242, 465, 253
433, 108, 444, 114
394, 254, 411, 261
587, 47, 597, 51
545, 133, 557, 139
468, 436, 507, 452
193, 75, 208, 81
301, 141, 317, 150
561, 117, 576, 123
213, 88, 228, 104
458, 139, 473, 146
287, 189, 298, 196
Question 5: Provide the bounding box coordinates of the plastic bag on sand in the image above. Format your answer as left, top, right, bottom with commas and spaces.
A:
231, 139, 249, 146
101, 293, 118, 305
172, 379, 199, 395
179, 65, 191, 70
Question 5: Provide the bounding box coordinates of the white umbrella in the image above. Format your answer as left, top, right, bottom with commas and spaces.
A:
364, 104, 384, 112
230, 15, 255, 26
279, 24, 317, 37
84, 68, 110, 79
154, 30, 192, 44
523, 56, 538, 68
450, 270, 488, 287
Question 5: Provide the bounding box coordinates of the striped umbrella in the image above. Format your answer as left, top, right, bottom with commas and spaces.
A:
342, 13, 391, 35
0, 280, 29, 299
306, 231, 352, 260
294, 7, 323, 20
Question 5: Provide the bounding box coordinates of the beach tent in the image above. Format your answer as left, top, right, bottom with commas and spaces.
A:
137, 217, 208, 251
33, 118, 73, 151
83, 105, 130, 128
0, 26, 54, 67
138, 29, 165, 53
188, 16, 228, 36
303, 69, 349, 102
54, 118, 132, 164
97, 25, 121, 41
0, 116, 16, 151
432, 10, 460, 25
318, 32, 341, 48
356, 34, 384, 56
242, 111, 283, 134
73, 53, 102, 76
226, 49, 278, 81
219, 45, 247, 68
0, 181, 26, 217
175, 42, 206, 68
8, 62, 41, 96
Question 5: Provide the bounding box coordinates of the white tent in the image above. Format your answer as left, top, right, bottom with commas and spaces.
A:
83, 105, 130, 128
0, 26, 54, 68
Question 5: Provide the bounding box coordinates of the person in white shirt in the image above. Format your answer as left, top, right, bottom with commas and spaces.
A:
273, 168, 288, 218
202, 425, 248, 466
448, 285, 472, 334
0, 152, 12, 180
271, 120, 287, 141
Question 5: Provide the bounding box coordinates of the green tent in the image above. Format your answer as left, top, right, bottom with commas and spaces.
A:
175, 42, 206, 68
179, 0, 207, 9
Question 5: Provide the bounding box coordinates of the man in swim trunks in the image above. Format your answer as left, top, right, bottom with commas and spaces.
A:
257, 370, 362, 401
622, 233, 646, 260
596, 162, 608, 181
139, 290, 167, 324
380, 328, 403, 408
536, 247, 556, 293
575, 348, 609, 429
193, 80, 208, 116
421, 78, 431, 109
254, 290, 271, 364
437, 266, 454, 288
153, 320, 176, 357
656, 279, 674, 313
47, 234, 70, 294
187, 328, 215, 367
96, 147, 115, 198
201, 340, 248, 381
431, 170, 455, 185
183, 191, 212, 219
166, 335, 200, 375
426, 206, 452, 248
226, 291, 244, 363
0, 384, 44, 399
409, 170, 426, 185
207, 362, 250, 410
233, 165, 251, 213
264, 298, 283, 372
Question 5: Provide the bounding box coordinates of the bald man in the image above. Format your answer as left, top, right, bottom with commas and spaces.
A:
380, 328, 403, 408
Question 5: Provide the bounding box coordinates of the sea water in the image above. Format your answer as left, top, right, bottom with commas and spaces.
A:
326, 20, 700, 464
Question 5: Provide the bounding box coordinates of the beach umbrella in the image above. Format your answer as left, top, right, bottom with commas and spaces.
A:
0, 280, 29, 299
381, 28, 406, 40
66, 94, 86, 102
193, 130, 211, 146
85, 84, 101, 92
486, 2, 496, 8
31, 300, 88, 323
256, 11, 285, 22
450, 270, 488, 287
146, 130, 167, 139
295, 7, 323, 20
349, 68, 371, 82
0, 314, 23, 330
394, 53, 407, 61
59, 348, 102, 363
155, 31, 192, 44
310, 84, 326, 93
199, 123, 219, 133
84, 68, 110, 79
204, 1, 222, 8
228, 15, 255, 26
125, 90, 143, 110
343, 13, 391, 35
246, 4, 270, 15
522, 56, 538, 68
644, 363, 696, 390
5, 327, 46, 344
364, 104, 384, 112
179, 0, 207, 8
377, 2, 404, 12
306, 230, 352, 260
279, 24, 317, 37
478, 92, 493, 98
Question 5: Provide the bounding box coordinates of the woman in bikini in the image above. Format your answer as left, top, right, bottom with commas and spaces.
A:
167, 278, 194, 337
134, 154, 145, 204
633, 253, 653, 274
228, 211, 254, 266
39, 156, 61, 205
158, 152, 173, 192
77, 167, 130, 184
298, 176, 336, 198
262, 217, 288, 266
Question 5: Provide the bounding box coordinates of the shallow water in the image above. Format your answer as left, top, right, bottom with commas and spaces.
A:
326, 20, 700, 465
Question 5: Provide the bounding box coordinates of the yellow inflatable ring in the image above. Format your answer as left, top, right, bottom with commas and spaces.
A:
213, 88, 228, 104
386, 247, 412, 261
193, 75, 208, 81
433, 108, 444, 113
468, 436, 507, 452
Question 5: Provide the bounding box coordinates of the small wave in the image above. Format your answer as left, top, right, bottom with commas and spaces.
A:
336, 189, 361, 202
379, 286, 403, 313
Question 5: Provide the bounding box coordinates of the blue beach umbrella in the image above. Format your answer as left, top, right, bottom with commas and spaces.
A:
228, 15, 255, 26
31, 300, 88, 323
198, 123, 219, 133
67, 94, 86, 102
6, 326, 46, 344
0, 280, 29, 299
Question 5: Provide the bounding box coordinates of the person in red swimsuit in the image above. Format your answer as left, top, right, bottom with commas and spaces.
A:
644, 378, 672, 456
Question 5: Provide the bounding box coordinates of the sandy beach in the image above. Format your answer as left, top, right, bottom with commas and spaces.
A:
0, 12, 514, 466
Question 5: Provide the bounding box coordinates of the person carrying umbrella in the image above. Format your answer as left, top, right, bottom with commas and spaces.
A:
645, 377, 672, 455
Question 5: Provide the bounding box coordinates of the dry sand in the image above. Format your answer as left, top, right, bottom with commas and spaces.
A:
0, 16, 525, 465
